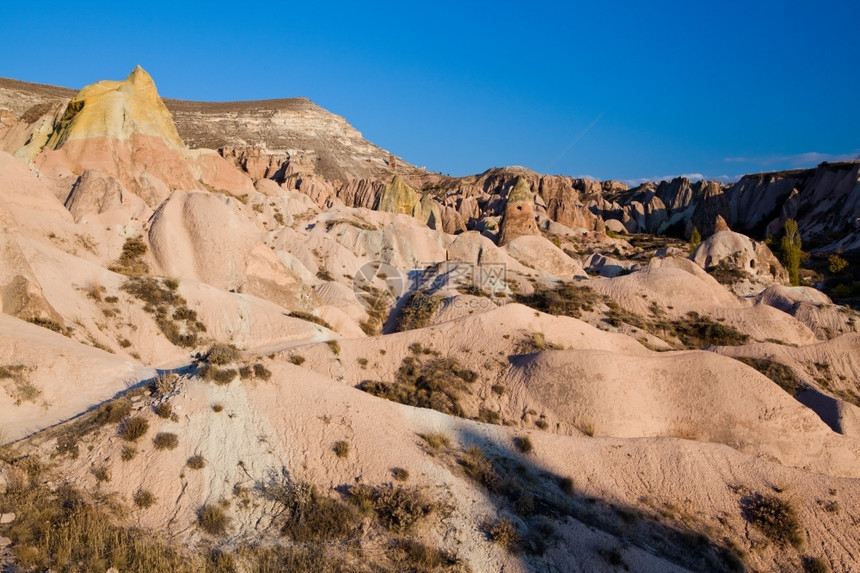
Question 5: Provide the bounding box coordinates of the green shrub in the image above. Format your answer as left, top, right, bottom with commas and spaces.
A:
121, 417, 149, 442
781, 219, 803, 286
153, 432, 179, 450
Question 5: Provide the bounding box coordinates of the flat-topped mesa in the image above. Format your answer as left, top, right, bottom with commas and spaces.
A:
46, 66, 185, 152
497, 176, 539, 245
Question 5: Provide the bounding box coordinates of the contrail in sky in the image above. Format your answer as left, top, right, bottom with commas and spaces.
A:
546, 109, 608, 173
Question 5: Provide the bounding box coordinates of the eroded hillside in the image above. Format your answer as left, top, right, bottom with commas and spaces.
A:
0, 68, 859, 573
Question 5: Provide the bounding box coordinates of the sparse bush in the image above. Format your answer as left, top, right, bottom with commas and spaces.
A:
478, 408, 501, 424
290, 355, 306, 366
253, 363, 272, 380
288, 311, 333, 330
153, 432, 179, 450
736, 357, 802, 395
460, 446, 500, 491
515, 282, 600, 319
395, 291, 442, 331
419, 433, 450, 450
202, 365, 238, 385
491, 384, 506, 396
662, 312, 750, 348
198, 504, 230, 536
121, 416, 149, 442
155, 402, 172, 418
109, 236, 149, 276
514, 436, 534, 454
368, 484, 435, 533
258, 470, 360, 542
742, 493, 803, 548
327, 340, 341, 355
333, 440, 350, 458
121, 445, 137, 461
207, 343, 240, 365
122, 277, 203, 347
134, 488, 156, 509
804, 556, 830, 573
187, 455, 206, 470
358, 355, 478, 417
92, 464, 111, 482
212, 403, 224, 413
392, 467, 410, 481
397, 538, 459, 569
488, 517, 520, 550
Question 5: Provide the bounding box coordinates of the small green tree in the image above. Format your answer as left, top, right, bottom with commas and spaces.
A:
689, 227, 702, 253
781, 219, 802, 286
828, 254, 849, 275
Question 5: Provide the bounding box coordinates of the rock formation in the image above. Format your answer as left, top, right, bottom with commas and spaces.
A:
497, 176, 539, 245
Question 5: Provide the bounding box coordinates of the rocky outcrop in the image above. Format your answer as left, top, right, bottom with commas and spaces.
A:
376, 175, 419, 215
498, 177, 539, 246
692, 230, 789, 285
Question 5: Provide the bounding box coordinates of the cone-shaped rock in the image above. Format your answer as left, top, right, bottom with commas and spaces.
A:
498, 176, 538, 245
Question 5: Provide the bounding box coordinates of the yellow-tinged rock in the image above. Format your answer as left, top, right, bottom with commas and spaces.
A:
377, 175, 419, 215
46, 66, 185, 151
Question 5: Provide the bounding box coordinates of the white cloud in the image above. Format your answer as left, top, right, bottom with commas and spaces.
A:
623, 173, 706, 187
622, 173, 742, 188
724, 151, 860, 167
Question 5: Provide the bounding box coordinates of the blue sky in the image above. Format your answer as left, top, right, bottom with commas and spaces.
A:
2, 1, 858, 183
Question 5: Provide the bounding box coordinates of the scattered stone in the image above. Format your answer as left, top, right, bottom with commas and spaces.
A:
0, 513, 15, 524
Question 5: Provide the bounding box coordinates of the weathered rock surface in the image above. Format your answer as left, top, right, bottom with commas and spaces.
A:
497, 176, 539, 245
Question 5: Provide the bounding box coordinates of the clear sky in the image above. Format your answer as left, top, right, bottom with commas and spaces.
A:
2, 1, 858, 184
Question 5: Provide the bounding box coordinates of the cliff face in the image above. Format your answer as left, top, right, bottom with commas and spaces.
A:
1, 74, 858, 251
